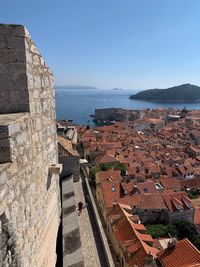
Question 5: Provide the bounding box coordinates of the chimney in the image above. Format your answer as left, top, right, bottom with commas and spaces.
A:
167, 238, 177, 249
113, 200, 117, 210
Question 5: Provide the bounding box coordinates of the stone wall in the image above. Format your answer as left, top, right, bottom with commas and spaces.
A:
169, 209, 194, 224
59, 156, 80, 182
0, 24, 61, 267
94, 108, 139, 122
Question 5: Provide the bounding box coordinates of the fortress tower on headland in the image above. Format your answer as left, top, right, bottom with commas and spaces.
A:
0, 24, 61, 266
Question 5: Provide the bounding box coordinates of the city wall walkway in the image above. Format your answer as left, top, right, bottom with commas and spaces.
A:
62, 175, 84, 267
74, 181, 103, 267
62, 175, 108, 267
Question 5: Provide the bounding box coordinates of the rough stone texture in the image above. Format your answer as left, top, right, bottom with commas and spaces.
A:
62, 175, 84, 267
73, 180, 104, 267
0, 24, 61, 267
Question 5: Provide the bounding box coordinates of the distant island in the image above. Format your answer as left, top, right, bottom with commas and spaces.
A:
56, 85, 98, 90
112, 88, 123, 91
130, 84, 200, 103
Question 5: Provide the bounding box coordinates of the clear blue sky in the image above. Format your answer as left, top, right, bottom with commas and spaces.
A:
1, 0, 200, 89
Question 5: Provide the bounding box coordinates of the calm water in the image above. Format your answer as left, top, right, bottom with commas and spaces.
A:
55, 88, 200, 125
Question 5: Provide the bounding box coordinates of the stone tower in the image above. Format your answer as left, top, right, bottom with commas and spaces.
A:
0, 24, 61, 266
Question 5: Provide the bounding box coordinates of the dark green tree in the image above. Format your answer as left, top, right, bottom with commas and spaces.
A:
193, 236, 200, 250
175, 221, 198, 242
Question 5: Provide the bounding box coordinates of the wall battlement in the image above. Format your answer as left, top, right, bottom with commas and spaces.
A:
0, 24, 61, 267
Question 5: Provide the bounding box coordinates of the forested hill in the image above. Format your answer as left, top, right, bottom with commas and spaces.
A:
130, 84, 200, 103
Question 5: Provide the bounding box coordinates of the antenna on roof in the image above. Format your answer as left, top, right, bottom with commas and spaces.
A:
113, 200, 117, 210
168, 232, 172, 238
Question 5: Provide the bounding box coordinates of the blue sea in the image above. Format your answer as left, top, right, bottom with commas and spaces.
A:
55, 88, 200, 125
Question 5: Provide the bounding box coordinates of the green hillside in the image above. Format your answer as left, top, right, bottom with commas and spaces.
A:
130, 84, 200, 103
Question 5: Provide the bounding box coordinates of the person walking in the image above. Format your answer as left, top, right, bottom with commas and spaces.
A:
77, 201, 84, 215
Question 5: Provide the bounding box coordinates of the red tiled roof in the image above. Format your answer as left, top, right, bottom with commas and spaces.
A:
194, 206, 200, 225
137, 180, 158, 195
160, 178, 181, 190
101, 180, 121, 208
132, 223, 146, 231
180, 178, 200, 190
94, 153, 119, 164
109, 203, 158, 267
162, 192, 193, 212
140, 194, 167, 210
96, 170, 121, 184
157, 238, 200, 267
189, 146, 200, 154
137, 232, 154, 243
177, 165, 186, 175
120, 181, 134, 194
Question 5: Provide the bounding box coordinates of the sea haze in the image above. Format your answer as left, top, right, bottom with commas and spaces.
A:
55, 87, 200, 125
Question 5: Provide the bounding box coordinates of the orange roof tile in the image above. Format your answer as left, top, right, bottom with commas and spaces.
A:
194, 206, 200, 225
140, 194, 167, 210
109, 203, 158, 267
96, 170, 121, 184
160, 178, 181, 190
163, 191, 193, 212
157, 238, 200, 267
137, 180, 158, 195
94, 153, 119, 164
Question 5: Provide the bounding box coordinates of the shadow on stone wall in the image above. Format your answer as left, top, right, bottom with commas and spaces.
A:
0, 212, 20, 266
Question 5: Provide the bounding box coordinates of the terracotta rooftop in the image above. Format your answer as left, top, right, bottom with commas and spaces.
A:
96, 169, 121, 184
163, 191, 193, 212
137, 180, 158, 195
194, 206, 200, 225
157, 238, 200, 267
180, 178, 200, 190
94, 153, 119, 164
160, 177, 181, 191
140, 194, 167, 210
109, 203, 158, 267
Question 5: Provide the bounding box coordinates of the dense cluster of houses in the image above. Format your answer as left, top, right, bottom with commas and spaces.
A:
78, 109, 200, 267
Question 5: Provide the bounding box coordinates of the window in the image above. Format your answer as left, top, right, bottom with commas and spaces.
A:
143, 188, 148, 193
124, 190, 128, 195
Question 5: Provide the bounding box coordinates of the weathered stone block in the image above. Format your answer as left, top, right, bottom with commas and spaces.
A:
0, 35, 6, 48
0, 63, 7, 73
0, 49, 26, 64
0, 24, 25, 36
0, 73, 15, 90
0, 187, 7, 202
32, 54, 40, 66
14, 73, 27, 89
33, 75, 41, 89
6, 36, 25, 49
0, 170, 7, 185
8, 123, 20, 136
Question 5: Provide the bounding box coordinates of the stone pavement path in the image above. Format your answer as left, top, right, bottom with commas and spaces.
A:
74, 179, 106, 267
62, 176, 84, 267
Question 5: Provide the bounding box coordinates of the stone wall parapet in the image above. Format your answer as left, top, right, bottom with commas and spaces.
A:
0, 24, 60, 267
